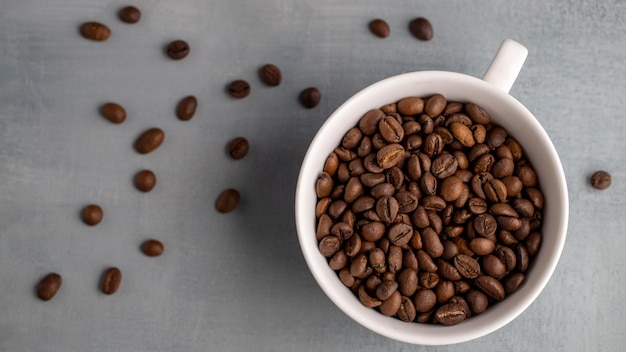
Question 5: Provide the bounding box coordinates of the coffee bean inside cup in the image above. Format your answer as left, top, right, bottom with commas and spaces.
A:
315, 94, 544, 325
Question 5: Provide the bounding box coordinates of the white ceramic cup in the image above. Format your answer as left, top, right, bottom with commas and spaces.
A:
295, 39, 569, 345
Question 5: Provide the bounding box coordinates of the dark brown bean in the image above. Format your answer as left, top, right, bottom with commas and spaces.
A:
438, 259, 461, 281
361, 221, 386, 242
300, 87, 321, 108
388, 223, 413, 246
409, 17, 433, 41
504, 273, 526, 294
414, 289, 437, 312
514, 243, 530, 272
36, 273, 62, 301
134, 170, 157, 193
453, 254, 480, 279
388, 246, 403, 273
475, 275, 505, 301
176, 96, 198, 121
376, 280, 398, 300
474, 213, 497, 238
166, 40, 190, 60
358, 285, 382, 308
482, 255, 506, 279
260, 64, 282, 86
227, 79, 250, 99
376, 143, 405, 169
80, 22, 111, 41
394, 191, 419, 213
228, 137, 250, 160
466, 289, 489, 314
135, 128, 165, 154
119, 6, 141, 23
100, 103, 126, 124
435, 303, 467, 326
398, 268, 419, 296
419, 272, 440, 289
379, 116, 405, 143
380, 290, 402, 316
141, 239, 164, 257
450, 123, 475, 147
101, 267, 122, 295
215, 188, 240, 213
425, 94, 447, 117
435, 281, 455, 305
397, 296, 417, 322
397, 97, 424, 115
421, 227, 444, 258
369, 19, 390, 38
591, 170, 611, 190
439, 175, 464, 202
82, 204, 103, 226
344, 177, 364, 203
525, 232, 542, 257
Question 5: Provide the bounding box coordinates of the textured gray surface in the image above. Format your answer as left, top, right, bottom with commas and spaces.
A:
0, 0, 625, 351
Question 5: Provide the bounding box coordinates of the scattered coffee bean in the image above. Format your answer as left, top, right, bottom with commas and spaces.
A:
141, 239, 164, 257
80, 22, 111, 41
260, 64, 282, 86
176, 96, 197, 121
36, 273, 62, 301
81, 204, 103, 226
315, 95, 544, 326
134, 128, 164, 154
100, 102, 126, 124
228, 137, 250, 160
227, 80, 251, 99
101, 267, 122, 295
119, 6, 141, 23
409, 17, 433, 41
134, 170, 156, 192
216, 188, 240, 213
590, 170, 611, 190
369, 19, 390, 38
299, 87, 321, 108
166, 40, 190, 60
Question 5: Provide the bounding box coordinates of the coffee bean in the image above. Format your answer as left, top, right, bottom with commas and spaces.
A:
227, 80, 250, 99
100, 103, 126, 124
517, 165, 538, 187
387, 246, 403, 273
438, 259, 461, 281
299, 87, 321, 108
368, 18, 390, 38
397, 97, 424, 116
379, 116, 405, 143
329, 250, 348, 270
474, 153, 496, 174
424, 94, 446, 117
361, 221, 386, 242
259, 64, 282, 86
358, 285, 382, 308
166, 40, 190, 60
331, 222, 353, 241
474, 213, 497, 237
409, 17, 433, 41
101, 267, 122, 295
435, 281, 455, 305
450, 123, 475, 147
423, 133, 443, 158
134, 169, 156, 192
454, 280, 472, 295
397, 268, 418, 296
526, 188, 545, 210
80, 22, 110, 41
484, 179, 508, 203
492, 157, 515, 178
135, 128, 164, 154
385, 166, 404, 190
141, 239, 164, 257
375, 143, 404, 170
388, 223, 413, 246
475, 275, 505, 301
525, 232, 542, 257
397, 296, 417, 322
422, 195, 446, 211
514, 243, 530, 272
431, 154, 458, 179
215, 188, 240, 213
439, 176, 464, 202
504, 273, 526, 294
176, 96, 198, 121
414, 289, 437, 312
379, 290, 402, 316
36, 273, 62, 301
591, 170, 611, 190
228, 137, 250, 160
81, 204, 103, 226
453, 254, 480, 279
394, 191, 418, 213
486, 127, 507, 149
466, 290, 488, 314
119, 6, 141, 23
359, 109, 385, 136
435, 303, 466, 326
482, 254, 506, 279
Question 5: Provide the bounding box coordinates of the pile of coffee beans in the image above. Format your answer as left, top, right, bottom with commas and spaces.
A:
315, 94, 544, 325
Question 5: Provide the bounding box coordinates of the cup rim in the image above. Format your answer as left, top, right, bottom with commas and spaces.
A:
295, 70, 569, 345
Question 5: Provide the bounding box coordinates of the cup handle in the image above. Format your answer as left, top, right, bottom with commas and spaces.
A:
481, 39, 529, 94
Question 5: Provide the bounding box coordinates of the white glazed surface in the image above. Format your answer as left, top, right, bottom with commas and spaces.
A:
295, 71, 569, 345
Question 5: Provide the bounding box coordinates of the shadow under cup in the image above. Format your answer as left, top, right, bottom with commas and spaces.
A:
295, 70, 568, 345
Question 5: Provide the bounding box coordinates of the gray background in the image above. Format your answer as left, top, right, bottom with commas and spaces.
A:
0, 0, 624, 351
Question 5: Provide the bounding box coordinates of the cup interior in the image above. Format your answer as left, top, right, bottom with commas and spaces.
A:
295, 71, 568, 345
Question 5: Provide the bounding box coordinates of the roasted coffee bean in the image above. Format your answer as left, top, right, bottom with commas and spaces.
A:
421, 227, 443, 258
329, 250, 348, 270
369, 19, 390, 38
176, 96, 198, 121
471, 125, 487, 144
441, 240, 459, 260
474, 213, 497, 237
351, 195, 375, 213
135, 128, 165, 154
366, 248, 385, 272
468, 143, 490, 163
398, 268, 419, 296
526, 188, 544, 210
397, 296, 417, 322
337, 163, 351, 183
394, 191, 418, 213
80, 22, 111, 41
450, 123, 475, 147
419, 172, 437, 196
502, 175, 523, 198
475, 275, 505, 301
216, 188, 241, 213
376, 143, 405, 169
514, 243, 530, 272
134, 169, 156, 192
423, 133, 444, 158
370, 183, 394, 199
484, 179, 508, 203
474, 153, 496, 173
438, 259, 461, 281
403, 120, 422, 135
331, 184, 345, 200
361, 221, 386, 241
471, 172, 493, 199
365, 274, 382, 293
485, 127, 507, 149
228, 137, 250, 160
100, 103, 126, 124
319, 236, 341, 257
419, 272, 440, 290
434, 127, 453, 144
409, 17, 433, 41
525, 232, 542, 257
36, 273, 62, 301
380, 290, 402, 316
315, 197, 331, 218
411, 206, 429, 228
360, 173, 385, 188
425, 94, 447, 117
497, 216, 523, 231
227, 79, 250, 99
388, 223, 413, 246
344, 234, 362, 257
454, 280, 472, 295
465, 103, 491, 124
388, 246, 403, 273
141, 239, 164, 257
436, 281, 455, 305
342, 209, 356, 227
466, 289, 488, 314
490, 203, 518, 218
431, 154, 458, 179
443, 102, 464, 116
379, 116, 405, 143
166, 40, 190, 60
397, 97, 424, 116
299, 87, 321, 108
416, 249, 437, 273
591, 170, 611, 190
469, 238, 495, 256
323, 153, 339, 176
498, 230, 518, 246
316, 214, 332, 240
339, 269, 355, 287
419, 115, 434, 134
359, 109, 385, 136
439, 176, 464, 202
414, 289, 437, 312
482, 255, 506, 279
403, 249, 419, 271
422, 195, 446, 210
343, 177, 364, 203
260, 64, 282, 86
385, 167, 404, 190
512, 198, 534, 218
349, 253, 368, 277
504, 273, 526, 294
371, 133, 387, 150
449, 296, 472, 318
453, 254, 480, 279
435, 303, 466, 326
101, 267, 122, 295
453, 150, 469, 170
334, 147, 356, 162
495, 245, 517, 272
119, 6, 141, 23
358, 285, 382, 308
342, 128, 363, 150
357, 136, 372, 157
375, 280, 398, 301
331, 222, 353, 241
492, 158, 514, 178
82, 204, 103, 226
517, 165, 538, 187
496, 144, 514, 160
